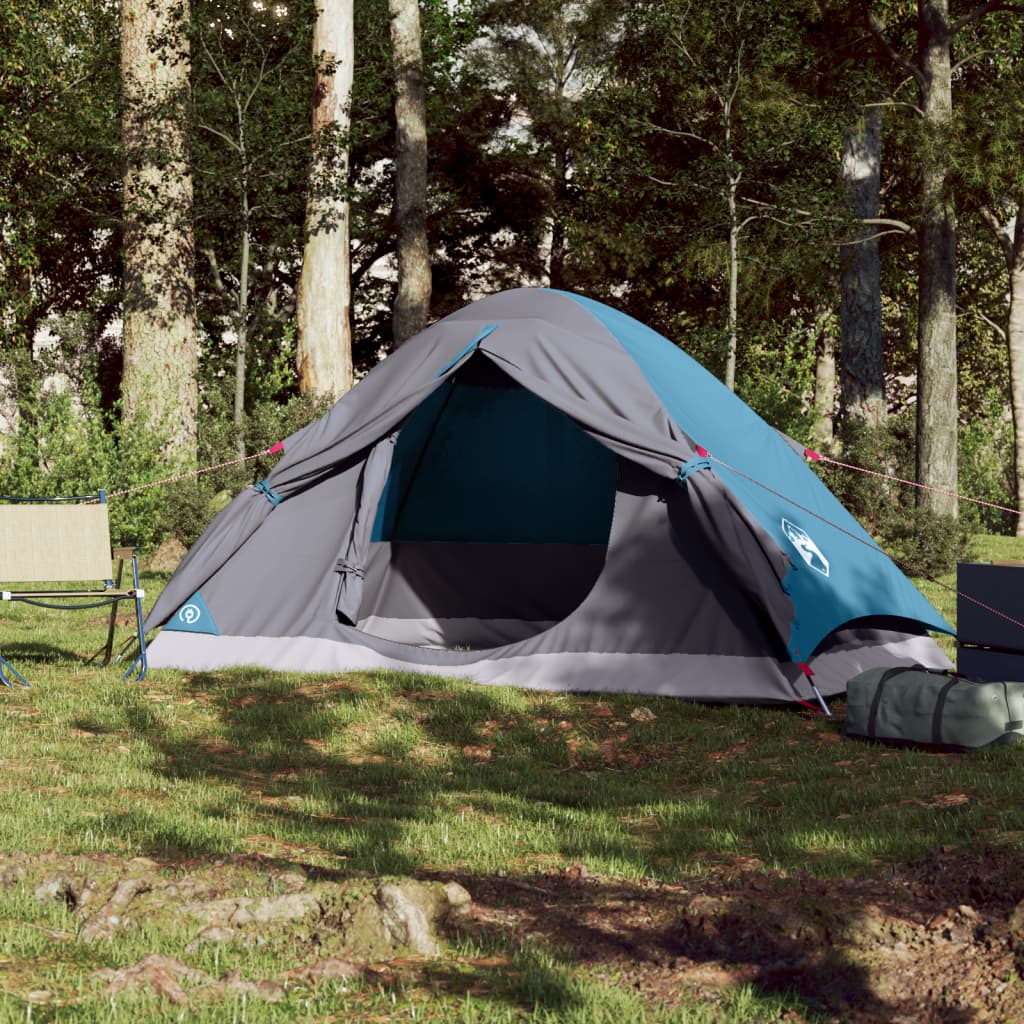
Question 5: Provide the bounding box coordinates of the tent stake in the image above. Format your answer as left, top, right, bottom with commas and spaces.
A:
808, 678, 831, 716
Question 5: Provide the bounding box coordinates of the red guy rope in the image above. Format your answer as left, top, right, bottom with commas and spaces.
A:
805, 449, 1021, 519
101, 442, 284, 500
705, 450, 1024, 639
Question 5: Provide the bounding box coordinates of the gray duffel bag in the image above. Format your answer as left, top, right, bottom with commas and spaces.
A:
846, 665, 1024, 750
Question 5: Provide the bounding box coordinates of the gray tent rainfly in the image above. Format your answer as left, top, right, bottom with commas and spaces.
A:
145, 288, 953, 706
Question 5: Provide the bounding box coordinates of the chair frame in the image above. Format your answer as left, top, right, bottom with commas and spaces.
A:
0, 490, 147, 688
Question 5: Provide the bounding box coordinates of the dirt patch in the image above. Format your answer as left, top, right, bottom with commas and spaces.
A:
4, 848, 1024, 1019
440, 846, 1024, 1023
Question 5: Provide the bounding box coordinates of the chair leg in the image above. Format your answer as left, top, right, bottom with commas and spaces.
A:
0, 651, 29, 688
85, 601, 120, 668
121, 553, 148, 683
87, 554, 126, 668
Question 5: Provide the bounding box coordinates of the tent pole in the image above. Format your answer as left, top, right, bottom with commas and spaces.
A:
808, 677, 831, 716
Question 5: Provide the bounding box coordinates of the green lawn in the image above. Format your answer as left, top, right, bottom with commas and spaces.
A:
2, 539, 1024, 1021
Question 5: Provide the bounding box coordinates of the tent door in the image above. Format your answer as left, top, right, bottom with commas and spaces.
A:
351, 358, 617, 649
334, 433, 397, 625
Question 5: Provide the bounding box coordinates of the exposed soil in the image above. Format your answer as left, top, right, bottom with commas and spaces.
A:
444, 845, 1024, 1023
5, 845, 1024, 1020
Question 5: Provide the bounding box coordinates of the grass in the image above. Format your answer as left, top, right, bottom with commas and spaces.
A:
2, 539, 1024, 1021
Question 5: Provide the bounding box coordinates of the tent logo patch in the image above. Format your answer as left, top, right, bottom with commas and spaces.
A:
167, 591, 221, 635
180, 603, 202, 625
781, 519, 830, 577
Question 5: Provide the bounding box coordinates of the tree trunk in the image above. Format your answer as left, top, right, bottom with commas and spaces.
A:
1009, 209, 1024, 537
725, 171, 740, 393
234, 193, 251, 460
120, 0, 197, 465
548, 145, 569, 291
839, 107, 886, 428
389, 0, 431, 345
296, 0, 354, 397
915, 0, 958, 517
812, 308, 836, 447
984, 201, 1024, 536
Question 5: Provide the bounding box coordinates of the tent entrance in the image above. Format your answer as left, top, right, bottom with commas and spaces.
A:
353, 357, 617, 649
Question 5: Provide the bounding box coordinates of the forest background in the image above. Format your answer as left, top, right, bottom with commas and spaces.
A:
3, 0, 1024, 570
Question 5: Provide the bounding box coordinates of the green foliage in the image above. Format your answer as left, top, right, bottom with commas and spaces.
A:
0, 1, 121, 344
0, 338, 331, 550
820, 415, 970, 576
0, 379, 165, 550
568, 0, 843, 385
156, 388, 332, 546
959, 387, 1016, 536
1, 0, 1023, 568
735, 317, 818, 440
191, 0, 315, 402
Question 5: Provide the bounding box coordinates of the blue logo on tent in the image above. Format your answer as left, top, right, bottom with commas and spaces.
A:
167, 591, 221, 635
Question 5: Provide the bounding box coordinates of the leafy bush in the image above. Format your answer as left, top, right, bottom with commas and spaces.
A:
0, 379, 166, 549
958, 387, 1015, 536
0, 360, 333, 550
735, 318, 817, 442
819, 413, 969, 577
156, 389, 333, 546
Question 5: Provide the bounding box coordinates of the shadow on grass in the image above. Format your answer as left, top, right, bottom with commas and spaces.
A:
61, 668, 1009, 1021
0, 641, 86, 665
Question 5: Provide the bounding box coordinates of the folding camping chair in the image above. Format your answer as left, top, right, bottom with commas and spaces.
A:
0, 491, 147, 688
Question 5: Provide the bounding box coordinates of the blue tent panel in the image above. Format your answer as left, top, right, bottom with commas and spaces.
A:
562, 290, 952, 659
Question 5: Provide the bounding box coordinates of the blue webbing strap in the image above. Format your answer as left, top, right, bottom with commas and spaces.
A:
677, 458, 713, 484
254, 478, 284, 506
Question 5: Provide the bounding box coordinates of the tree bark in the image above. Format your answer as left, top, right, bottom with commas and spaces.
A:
1009, 210, 1024, 537
839, 107, 886, 428
389, 0, 431, 345
548, 144, 569, 291
121, 0, 197, 465
725, 168, 740, 393
915, 0, 958, 517
296, 0, 354, 397
234, 194, 251, 460
982, 200, 1024, 536
812, 308, 837, 447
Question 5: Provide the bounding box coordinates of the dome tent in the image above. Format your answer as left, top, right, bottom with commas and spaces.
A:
144, 287, 952, 706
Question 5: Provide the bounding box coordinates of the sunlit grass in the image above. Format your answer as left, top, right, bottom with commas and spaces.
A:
2, 543, 1024, 1021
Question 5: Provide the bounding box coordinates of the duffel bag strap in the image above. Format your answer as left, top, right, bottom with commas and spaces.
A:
866, 665, 956, 741
867, 667, 905, 739
930, 675, 961, 746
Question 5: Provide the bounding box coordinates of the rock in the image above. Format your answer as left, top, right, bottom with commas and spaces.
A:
0, 864, 26, 887
80, 877, 153, 941
198, 969, 285, 1004
377, 882, 440, 957
246, 892, 321, 924
273, 870, 308, 892
184, 926, 237, 954
1007, 899, 1024, 945
443, 882, 472, 909
316, 878, 468, 961
283, 958, 364, 986
182, 891, 321, 929
146, 538, 187, 572
33, 875, 77, 908
92, 954, 209, 1005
